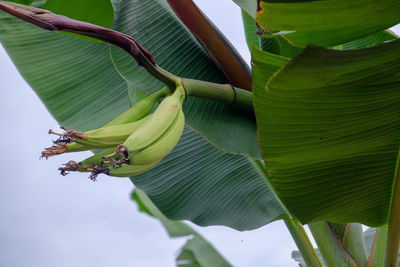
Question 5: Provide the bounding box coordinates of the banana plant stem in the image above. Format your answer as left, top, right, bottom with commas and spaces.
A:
284, 216, 323, 267
342, 223, 368, 266
309, 222, 358, 267
181, 78, 253, 112
368, 227, 388, 266
385, 149, 400, 267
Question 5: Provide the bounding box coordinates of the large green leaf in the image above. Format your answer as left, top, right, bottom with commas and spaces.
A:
110, 0, 261, 159
258, 34, 302, 58
256, 0, 400, 48
132, 189, 232, 267
0, 13, 129, 130
253, 39, 400, 226
131, 128, 284, 230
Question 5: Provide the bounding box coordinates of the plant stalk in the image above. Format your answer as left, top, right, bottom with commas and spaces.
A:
385, 148, 400, 267
309, 222, 358, 267
284, 215, 323, 267
342, 223, 368, 266
368, 227, 388, 267
181, 78, 253, 112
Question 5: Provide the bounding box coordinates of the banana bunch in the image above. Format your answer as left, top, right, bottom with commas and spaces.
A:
47, 86, 186, 180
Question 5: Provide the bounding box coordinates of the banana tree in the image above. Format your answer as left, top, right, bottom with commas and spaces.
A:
1, 0, 400, 266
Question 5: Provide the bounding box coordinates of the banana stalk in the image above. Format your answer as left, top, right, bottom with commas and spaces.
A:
66, 115, 153, 148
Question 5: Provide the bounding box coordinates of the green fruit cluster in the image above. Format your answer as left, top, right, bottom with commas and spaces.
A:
44, 86, 186, 180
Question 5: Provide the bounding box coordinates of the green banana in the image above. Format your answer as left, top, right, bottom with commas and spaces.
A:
58, 148, 114, 173
81, 148, 116, 166
43, 88, 168, 158
58, 147, 156, 179
130, 108, 185, 165
107, 162, 158, 177
69, 114, 153, 148
119, 86, 185, 153
55, 86, 186, 180
62, 161, 157, 180
65, 142, 89, 152
104, 87, 168, 126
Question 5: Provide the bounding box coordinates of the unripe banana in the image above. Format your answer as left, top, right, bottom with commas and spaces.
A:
59, 149, 156, 179
66, 142, 88, 152
80, 148, 116, 166
129, 109, 185, 165
58, 148, 121, 178
71, 114, 153, 148
43, 88, 168, 158
44, 114, 152, 157
107, 162, 158, 177
104, 87, 168, 126
121, 86, 185, 153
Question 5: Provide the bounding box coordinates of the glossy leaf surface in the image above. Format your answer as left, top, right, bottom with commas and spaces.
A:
253, 40, 400, 226
132, 128, 284, 230
0, 13, 129, 130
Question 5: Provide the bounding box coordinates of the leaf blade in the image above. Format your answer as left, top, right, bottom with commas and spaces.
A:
0, 13, 129, 130
253, 39, 400, 225
257, 0, 400, 47
131, 128, 285, 230
42, 0, 114, 29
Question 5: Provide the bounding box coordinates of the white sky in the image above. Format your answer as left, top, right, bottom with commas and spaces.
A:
0, 1, 399, 267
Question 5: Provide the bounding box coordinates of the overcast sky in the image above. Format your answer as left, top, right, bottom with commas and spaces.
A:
0, 1, 399, 267
0, 1, 298, 267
